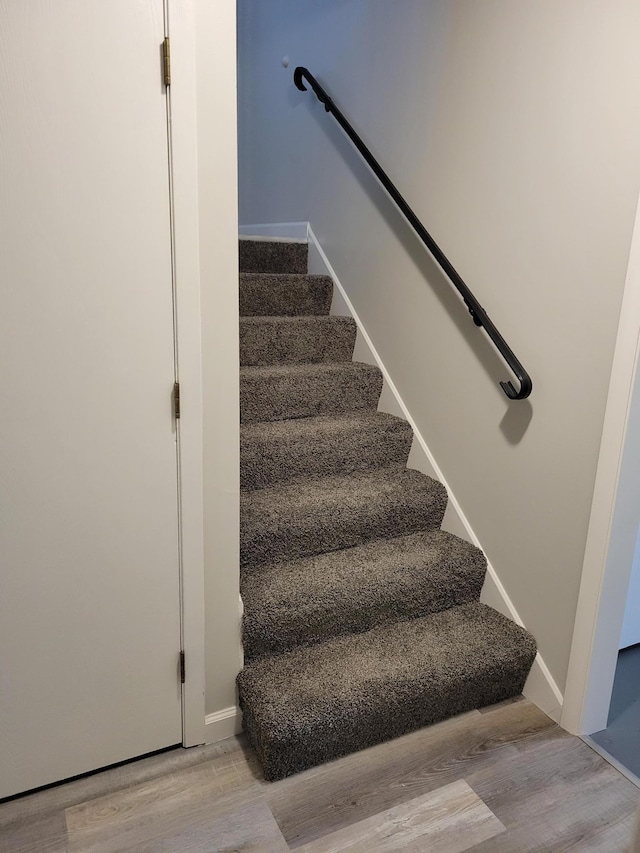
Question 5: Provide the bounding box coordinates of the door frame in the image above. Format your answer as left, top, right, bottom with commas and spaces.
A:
166, 0, 206, 747
562, 190, 640, 735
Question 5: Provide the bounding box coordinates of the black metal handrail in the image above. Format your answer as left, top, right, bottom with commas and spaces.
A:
294, 66, 532, 400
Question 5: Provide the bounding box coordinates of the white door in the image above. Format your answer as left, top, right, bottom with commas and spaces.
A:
0, 1, 182, 798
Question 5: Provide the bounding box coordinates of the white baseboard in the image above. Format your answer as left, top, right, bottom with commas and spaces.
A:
204, 706, 242, 743
307, 223, 564, 723
239, 221, 308, 240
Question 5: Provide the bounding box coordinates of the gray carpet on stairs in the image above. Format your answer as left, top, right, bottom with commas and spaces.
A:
240, 273, 332, 317
235, 236, 537, 781
240, 467, 448, 570
240, 315, 357, 366
237, 602, 537, 781
240, 362, 383, 423
241, 529, 487, 660
239, 238, 308, 274
240, 411, 413, 490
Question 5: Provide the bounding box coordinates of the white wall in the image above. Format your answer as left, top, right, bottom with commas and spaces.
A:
195, 0, 241, 717
237, 0, 640, 692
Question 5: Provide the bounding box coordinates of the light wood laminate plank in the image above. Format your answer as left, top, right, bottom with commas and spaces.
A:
477, 695, 526, 714
468, 746, 639, 851
0, 738, 246, 830
1, 700, 638, 853
65, 746, 260, 852
0, 811, 68, 853
470, 729, 615, 813
73, 801, 288, 853
295, 780, 505, 853
267, 700, 554, 848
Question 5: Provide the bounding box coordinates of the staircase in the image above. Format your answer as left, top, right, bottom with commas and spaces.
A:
236, 237, 537, 781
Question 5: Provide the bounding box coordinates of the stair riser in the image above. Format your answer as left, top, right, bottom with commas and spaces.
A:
240, 317, 357, 367
240, 239, 308, 274
240, 420, 413, 490
240, 274, 332, 317
240, 367, 383, 424
240, 481, 447, 569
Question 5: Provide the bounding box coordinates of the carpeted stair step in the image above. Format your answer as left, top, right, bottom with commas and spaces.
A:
241, 467, 447, 570
240, 273, 332, 317
237, 601, 537, 781
240, 362, 383, 424
241, 412, 413, 490
241, 529, 487, 660
240, 315, 357, 367
240, 238, 308, 274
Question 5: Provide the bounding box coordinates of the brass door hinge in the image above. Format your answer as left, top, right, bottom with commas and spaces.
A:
162, 37, 171, 87
173, 381, 180, 419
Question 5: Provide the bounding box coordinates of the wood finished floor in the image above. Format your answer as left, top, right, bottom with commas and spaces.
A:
2, 698, 639, 853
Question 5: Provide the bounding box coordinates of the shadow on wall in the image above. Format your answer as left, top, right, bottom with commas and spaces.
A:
500, 401, 533, 444
290, 77, 534, 443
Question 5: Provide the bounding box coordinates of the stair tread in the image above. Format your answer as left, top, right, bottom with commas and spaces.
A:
237, 601, 537, 780
242, 529, 487, 660
240, 361, 380, 379
240, 409, 409, 445
240, 315, 357, 367
240, 314, 355, 326
240, 273, 332, 317
240, 362, 383, 424
241, 466, 447, 569
240, 272, 330, 284
241, 411, 413, 490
